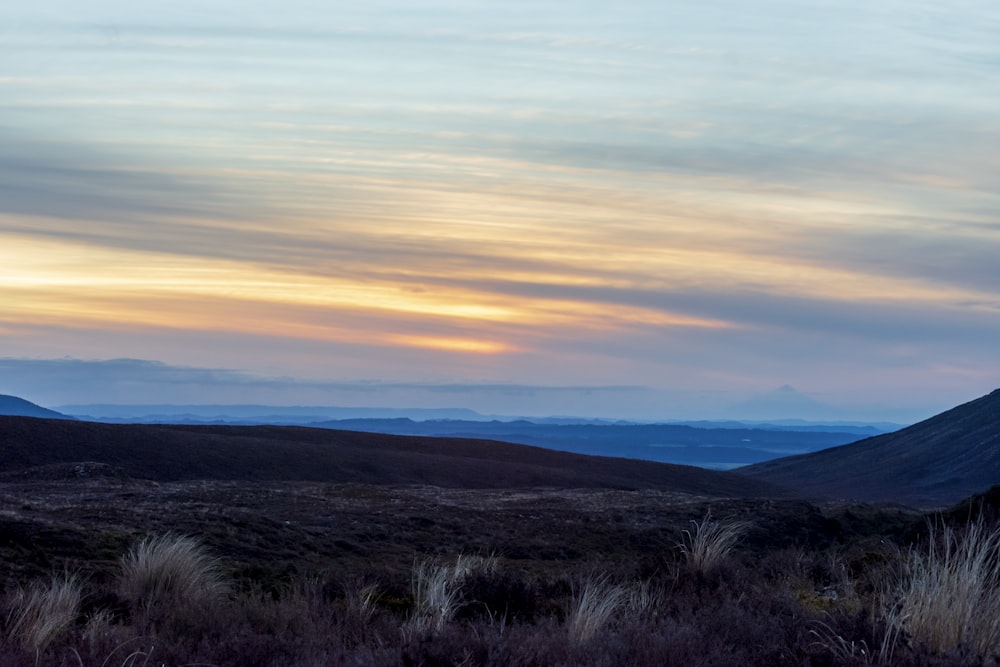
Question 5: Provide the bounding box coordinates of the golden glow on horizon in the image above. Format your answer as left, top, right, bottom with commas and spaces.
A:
0, 199, 990, 358
388, 334, 516, 354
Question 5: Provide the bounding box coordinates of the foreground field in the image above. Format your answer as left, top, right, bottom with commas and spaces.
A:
4, 472, 998, 666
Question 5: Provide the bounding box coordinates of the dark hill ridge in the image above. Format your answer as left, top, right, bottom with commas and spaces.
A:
740, 388, 1000, 506
0, 394, 71, 420
0, 416, 786, 497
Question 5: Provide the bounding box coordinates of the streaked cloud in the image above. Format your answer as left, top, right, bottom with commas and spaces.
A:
1, 0, 998, 418
0, 357, 655, 417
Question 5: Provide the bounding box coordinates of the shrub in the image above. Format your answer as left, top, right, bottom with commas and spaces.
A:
678, 513, 750, 575
885, 520, 1000, 657
3, 573, 82, 652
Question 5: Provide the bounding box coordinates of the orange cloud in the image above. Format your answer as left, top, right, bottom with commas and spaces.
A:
387, 334, 517, 355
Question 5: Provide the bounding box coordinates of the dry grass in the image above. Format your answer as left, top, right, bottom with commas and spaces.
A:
408, 559, 463, 633
885, 520, 1000, 657
566, 577, 628, 645
808, 619, 880, 665
117, 533, 227, 618
345, 581, 381, 624
452, 552, 499, 578
626, 579, 661, 617
405, 553, 501, 634
4, 573, 82, 652
678, 513, 751, 574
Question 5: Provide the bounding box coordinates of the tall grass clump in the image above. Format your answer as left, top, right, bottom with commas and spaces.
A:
118, 533, 227, 622
678, 513, 750, 575
406, 553, 498, 633
566, 576, 628, 645
886, 520, 1000, 657
408, 559, 464, 633
4, 573, 82, 652
452, 552, 499, 579
345, 581, 381, 624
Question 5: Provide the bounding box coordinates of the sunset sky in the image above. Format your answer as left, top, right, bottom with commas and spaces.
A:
2, 1, 998, 421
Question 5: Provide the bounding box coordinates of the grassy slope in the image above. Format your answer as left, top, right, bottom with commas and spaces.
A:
0, 416, 786, 497
740, 388, 1000, 505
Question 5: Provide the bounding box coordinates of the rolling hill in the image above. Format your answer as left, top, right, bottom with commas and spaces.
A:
0, 394, 72, 419
0, 415, 785, 497
739, 388, 1000, 505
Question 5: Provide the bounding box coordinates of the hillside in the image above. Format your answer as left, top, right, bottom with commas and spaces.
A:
739, 388, 1000, 505
0, 416, 785, 497
0, 394, 71, 419
309, 418, 865, 470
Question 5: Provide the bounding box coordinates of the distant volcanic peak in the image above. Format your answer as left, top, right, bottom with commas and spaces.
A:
731, 385, 834, 420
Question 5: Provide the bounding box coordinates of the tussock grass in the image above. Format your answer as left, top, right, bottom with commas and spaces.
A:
4, 573, 82, 651
808, 619, 880, 665
566, 577, 628, 645
407, 553, 498, 633
453, 552, 499, 578
626, 579, 661, 617
408, 559, 464, 633
117, 533, 227, 618
346, 581, 381, 624
678, 513, 750, 574
886, 520, 1000, 657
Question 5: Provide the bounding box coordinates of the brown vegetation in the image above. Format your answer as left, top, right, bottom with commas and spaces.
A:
2, 471, 996, 666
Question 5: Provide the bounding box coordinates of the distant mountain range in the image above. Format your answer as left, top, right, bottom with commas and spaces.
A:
55, 403, 486, 423
2, 387, 999, 506
52, 401, 896, 470
740, 388, 1000, 506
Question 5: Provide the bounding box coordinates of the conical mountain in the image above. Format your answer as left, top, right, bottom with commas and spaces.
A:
739, 388, 1000, 506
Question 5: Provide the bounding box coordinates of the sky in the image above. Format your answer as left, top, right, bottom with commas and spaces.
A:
1, 1, 999, 422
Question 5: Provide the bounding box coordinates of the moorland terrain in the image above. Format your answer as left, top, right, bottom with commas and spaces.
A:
0, 391, 998, 666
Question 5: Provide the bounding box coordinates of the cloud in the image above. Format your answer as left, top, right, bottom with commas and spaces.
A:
2, 1, 999, 420
0, 131, 244, 224
0, 356, 647, 405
